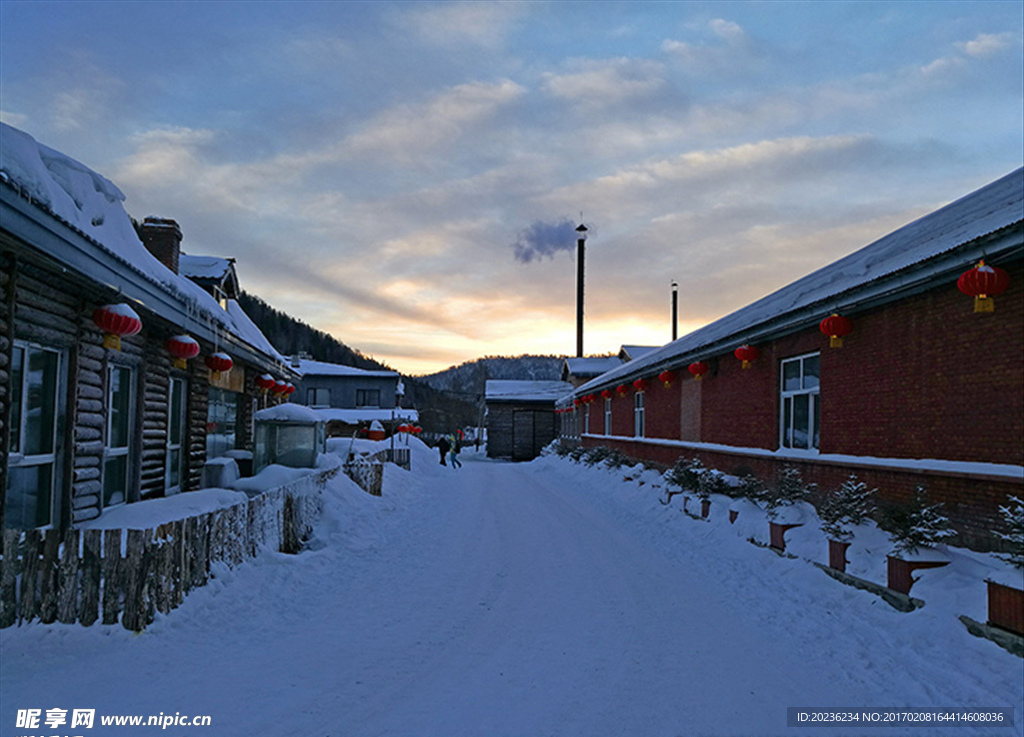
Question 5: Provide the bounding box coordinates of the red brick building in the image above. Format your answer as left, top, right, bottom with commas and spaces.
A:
561, 169, 1023, 550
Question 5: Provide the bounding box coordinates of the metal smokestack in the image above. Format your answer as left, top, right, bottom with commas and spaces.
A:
575, 223, 588, 357
672, 281, 678, 341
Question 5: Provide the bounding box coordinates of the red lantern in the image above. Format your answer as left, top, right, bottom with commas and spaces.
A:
688, 361, 709, 380
574, 397, 582, 407
205, 351, 233, 380
958, 260, 1010, 313
272, 379, 288, 395
734, 345, 759, 369
819, 314, 853, 348
92, 303, 142, 351
633, 378, 648, 391
658, 370, 676, 387
166, 334, 199, 369
616, 384, 629, 396
256, 373, 275, 393
601, 389, 613, 400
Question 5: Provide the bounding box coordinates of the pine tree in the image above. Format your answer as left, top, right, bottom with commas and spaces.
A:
994, 495, 1024, 569
819, 475, 876, 543
882, 487, 957, 555
764, 466, 813, 518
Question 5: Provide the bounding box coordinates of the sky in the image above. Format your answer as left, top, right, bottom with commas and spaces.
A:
1, 1, 1022, 375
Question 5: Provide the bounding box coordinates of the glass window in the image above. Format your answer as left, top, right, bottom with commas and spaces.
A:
166, 377, 186, 494
604, 398, 612, 436
780, 353, 820, 451
6, 343, 61, 528
307, 387, 330, 407
634, 391, 645, 438
356, 389, 380, 407
207, 387, 239, 459
103, 365, 134, 507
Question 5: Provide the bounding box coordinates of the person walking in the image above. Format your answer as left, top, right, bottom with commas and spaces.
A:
449, 432, 462, 469
436, 435, 450, 466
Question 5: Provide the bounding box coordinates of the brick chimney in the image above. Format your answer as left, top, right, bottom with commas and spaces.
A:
140, 217, 182, 275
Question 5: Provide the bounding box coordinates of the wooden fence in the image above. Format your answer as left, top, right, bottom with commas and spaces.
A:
0, 468, 332, 631
344, 455, 384, 497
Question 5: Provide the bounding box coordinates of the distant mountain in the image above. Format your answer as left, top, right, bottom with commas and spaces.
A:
418, 355, 566, 398
237, 291, 391, 371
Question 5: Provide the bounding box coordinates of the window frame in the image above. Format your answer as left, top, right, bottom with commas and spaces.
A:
306, 387, 330, 408
165, 376, 187, 495
355, 388, 381, 408
5, 341, 64, 529
634, 390, 645, 438
102, 362, 135, 509
604, 397, 612, 436
779, 352, 820, 452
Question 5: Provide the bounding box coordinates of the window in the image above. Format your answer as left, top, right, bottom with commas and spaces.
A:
780, 353, 820, 450
634, 391, 645, 438
356, 389, 380, 408
165, 377, 187, 495
583, 403, 590, 435
6, 342, 62, 528
307, 387, 330, 407
103, 365, 134, 508
207, 387, 239, 459
604, 398, 612, 436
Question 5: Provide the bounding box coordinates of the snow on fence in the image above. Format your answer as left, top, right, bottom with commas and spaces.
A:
0, 469, 332, 631
344, 454, 385, 496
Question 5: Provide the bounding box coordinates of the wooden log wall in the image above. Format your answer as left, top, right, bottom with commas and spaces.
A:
0, 469, 329, 630
0, 252, 13, 529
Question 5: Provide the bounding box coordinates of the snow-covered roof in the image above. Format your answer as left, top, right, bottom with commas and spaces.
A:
309, 408, 419, 424
179, 253, 234, 282
578, 167, 1024, 395
255, 404, 322, 424
0, 122, 289, 374
293, 357, 398, 379
620, 345, 659, 361
563, 356, 623, 378
485, 380, 574, 403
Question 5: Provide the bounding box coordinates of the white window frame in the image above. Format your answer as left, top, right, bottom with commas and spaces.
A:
583, 403, 590, 435
779, 352, 820, 451
6, 341, 63, 529
634, 391, 645, 438
165, 376, 187, 495
102, 363, 135, 509
307, 387, 330, 407
604, 398, 612, 436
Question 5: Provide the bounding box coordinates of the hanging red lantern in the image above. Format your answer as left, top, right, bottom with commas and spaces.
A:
284, 382, 296, 396
166, 334, 200, 369
272, 379, 288, 395
92, 303, 142, 351
574, 397, 582, 407
958, 259, 1010, 313
819, 314, 853, 348
688, 361, 709, 380
204, 351, 234, 380
658, 370, 676, 387
256, 373, 275, 393
601, 389, 613, 400
616, 384, 629, 396
734, 345, 759, 369
633, 378, 648, 391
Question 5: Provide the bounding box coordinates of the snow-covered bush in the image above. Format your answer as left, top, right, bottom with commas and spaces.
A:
568, 445, 587, 463
696, 467, 728, 500
665, 456, 704, 491
581, 446, 613, 466
545, 441, 571, 457
994, 495, 1024, 569
737, 472, 768, 505
818, 475, 876, 543
763, 466, 815, 519
602, 448, 632, 469
880, 486, 957, 556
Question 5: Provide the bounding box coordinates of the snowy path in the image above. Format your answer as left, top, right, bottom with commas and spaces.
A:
2, 444, 1022, 737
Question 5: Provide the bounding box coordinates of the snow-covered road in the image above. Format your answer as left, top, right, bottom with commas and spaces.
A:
2, 442, 1021, 737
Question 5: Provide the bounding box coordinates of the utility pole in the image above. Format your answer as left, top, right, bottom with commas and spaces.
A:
575, 223, 588, 357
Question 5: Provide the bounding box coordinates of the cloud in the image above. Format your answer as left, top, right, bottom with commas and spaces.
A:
511, 219, 580, 264
542, 58, 668, 109
391, 1, 526, 48
958, 32, 1014, 58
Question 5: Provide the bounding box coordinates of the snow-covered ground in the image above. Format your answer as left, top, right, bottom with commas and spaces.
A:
2, 440, 1021, 737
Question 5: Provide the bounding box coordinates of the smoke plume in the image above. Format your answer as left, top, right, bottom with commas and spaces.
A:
511, 219, 578, 263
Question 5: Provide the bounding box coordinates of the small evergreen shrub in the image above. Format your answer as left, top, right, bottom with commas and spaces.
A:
763, 466, 815, 518
696, 467, 728, 500
737, 472, 768, 505
602, 448, 631, 469
568, 445, 587, 462
879, 486, 957, 555
994, 495, 1024, 570
818, 475, 876, 543
581, 446, 613, 466
665, 456, 704, 491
